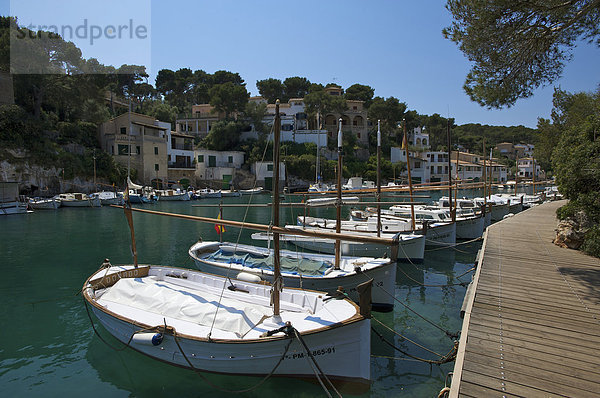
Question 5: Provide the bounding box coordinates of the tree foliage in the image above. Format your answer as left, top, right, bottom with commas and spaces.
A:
304, 87, 347, 123
444, 0, 600, 108
201, 120, 247, 151
345, 83, 375, 108
542, 88, 600, 257
256, 78, 284, 103
208, 82, 249, 118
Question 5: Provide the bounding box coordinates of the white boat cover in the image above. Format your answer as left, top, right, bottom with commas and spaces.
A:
127, 177, 143, 190
98, 277, 272, 337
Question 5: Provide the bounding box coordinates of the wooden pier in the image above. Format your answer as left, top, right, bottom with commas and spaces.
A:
450, 200, 600, 397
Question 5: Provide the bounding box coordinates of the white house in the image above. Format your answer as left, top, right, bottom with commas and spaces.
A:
195, 149, 245, 188
390, 147, 430, 184
425, 151, 450, 182
251, 161, 286, 191
408, 126, 430, 150
517, 157, 543, 179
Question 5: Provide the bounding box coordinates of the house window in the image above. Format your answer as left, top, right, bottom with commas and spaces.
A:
357, 133, 361, 139
154, 147, 158, 155
228, 156, 233, 163
198, 155, 204, 163
155, 164, 159, 171
136, 146, 140, 155
118, 144, 129, 155
120, 127, 126, 134
267, 164, 273, 171
414, 161, 421, 169
353, 106, 357, 110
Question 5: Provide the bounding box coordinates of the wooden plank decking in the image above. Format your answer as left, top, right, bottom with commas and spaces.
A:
450, 200, 600, 397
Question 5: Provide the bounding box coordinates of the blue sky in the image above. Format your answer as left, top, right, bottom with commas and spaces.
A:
3, 0, 599, 128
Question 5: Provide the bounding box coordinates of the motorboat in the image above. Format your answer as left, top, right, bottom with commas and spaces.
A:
156, 189, 190, 201
93, 191, 124, 206
54, 193, 101, 207
28, 197, 61, 210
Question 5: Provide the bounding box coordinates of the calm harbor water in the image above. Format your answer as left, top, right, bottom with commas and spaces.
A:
0, 190, 495, 397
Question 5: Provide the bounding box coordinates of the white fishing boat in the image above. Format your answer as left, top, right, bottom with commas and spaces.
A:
254, 227, 424, 263
197, 188, 222, 199
28, 197, 61, 210
220, 189, 242, 197
83, 102, 374, 390
520, 193, 543, 207
94, 191, 124, 206
418, 200, 486, 240
495, 194, 524, 214
1, 182, 29, 215
83, 263, 373, 388
55, 193, 101, 207
239, 187, 264, 195
190, 241, 396, 311
156, 189, 190, 201
307, 183, 330, 194
473, 196, 510, 221
352, 206, 457, 247
305, 196, 360, 207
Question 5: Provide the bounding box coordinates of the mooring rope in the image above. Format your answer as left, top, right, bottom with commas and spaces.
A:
355, 269, 459, 339
396, 265, 469, 288
371, 316, 444, 357
171, 328, 295, 394
292, 328, 342, 398
371, 326, 458, 365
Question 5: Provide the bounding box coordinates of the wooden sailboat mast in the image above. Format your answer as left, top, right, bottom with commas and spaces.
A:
272, 100, 282, 316
403, 119, 416, 230
334, 118, 343, 269
376, 120, 382, 237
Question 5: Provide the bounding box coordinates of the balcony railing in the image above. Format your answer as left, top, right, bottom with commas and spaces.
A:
168, 161, 195, 169
171, 144, 194, 151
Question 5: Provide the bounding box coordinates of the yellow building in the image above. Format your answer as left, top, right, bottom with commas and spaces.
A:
99, 112, 168, 186
321, 86, 369, 144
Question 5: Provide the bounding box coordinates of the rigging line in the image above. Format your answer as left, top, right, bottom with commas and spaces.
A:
172, 326, 295, 394
208, 124, 276, 337
371, 316, 444, 357
355, 269, 459, 339
396, 265, 468, 288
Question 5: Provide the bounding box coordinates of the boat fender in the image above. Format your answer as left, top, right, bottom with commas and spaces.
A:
131, 332, 163, 346
236, 272, 262, 283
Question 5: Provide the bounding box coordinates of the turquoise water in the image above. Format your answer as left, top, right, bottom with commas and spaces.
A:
0, 191, 488, 397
